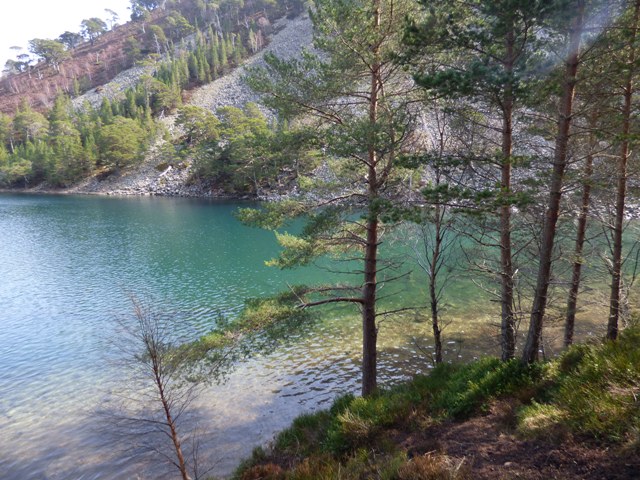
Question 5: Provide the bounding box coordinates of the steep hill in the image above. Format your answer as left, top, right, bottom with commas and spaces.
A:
0, 0, 304, 116
0, 9, 168, 114
0, 0, 310, 194
61, 14, 313, 198
187, 14, 312, 113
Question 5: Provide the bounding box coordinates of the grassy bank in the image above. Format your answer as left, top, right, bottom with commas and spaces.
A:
234, 327, 640, 479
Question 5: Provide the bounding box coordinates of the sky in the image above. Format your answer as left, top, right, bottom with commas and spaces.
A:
0, 0, 132, 70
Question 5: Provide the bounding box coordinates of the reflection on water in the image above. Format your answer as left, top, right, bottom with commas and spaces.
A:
0, 193, 607, 479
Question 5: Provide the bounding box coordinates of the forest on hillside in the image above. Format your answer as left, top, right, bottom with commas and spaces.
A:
0, 0, 303, 186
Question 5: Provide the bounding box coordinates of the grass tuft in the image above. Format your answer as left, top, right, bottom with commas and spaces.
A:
428, 358, 545, 419
518, 327, 640, 442
396, 453, 470, 480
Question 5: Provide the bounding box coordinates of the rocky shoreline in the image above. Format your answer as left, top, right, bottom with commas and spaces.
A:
0, 158, 251, 199
0, 137, 303, 200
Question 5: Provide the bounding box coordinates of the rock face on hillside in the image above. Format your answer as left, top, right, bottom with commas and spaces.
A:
71, 14, 313, 116
71, 64, 157, 111
63, 14, 314, 198
0, 10, 168, 115
188, 14, 313, 114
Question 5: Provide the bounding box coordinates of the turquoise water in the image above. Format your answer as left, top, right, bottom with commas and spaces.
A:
0, 193, 611, 479
0, 194, 442, 479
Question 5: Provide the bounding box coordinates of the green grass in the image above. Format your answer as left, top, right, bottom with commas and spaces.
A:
234, 326, 640, 480
525, 327, 640, 443
426, 358, 546, 418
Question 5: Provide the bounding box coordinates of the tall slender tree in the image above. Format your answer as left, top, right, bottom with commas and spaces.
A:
564, 113, 598, 346
246, 0, 415, 396
523, 0, 588, 363
607, 0, 640, 340
407, 0, 555, 360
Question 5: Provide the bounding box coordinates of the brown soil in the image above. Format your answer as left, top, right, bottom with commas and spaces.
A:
399, 401, 640, 480
0, 10, 167, 115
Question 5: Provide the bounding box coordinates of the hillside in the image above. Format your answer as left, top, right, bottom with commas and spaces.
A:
187, 14, 312, 113
0, 0, 311, 194
0, 0, 306, 116
58, 14, 313, 198
0, 9, 168, 115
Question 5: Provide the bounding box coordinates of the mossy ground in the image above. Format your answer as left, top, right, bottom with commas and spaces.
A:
233, 327, 640, 479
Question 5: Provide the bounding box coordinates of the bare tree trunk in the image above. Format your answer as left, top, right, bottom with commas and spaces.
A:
565, 133, 594, 347
430, 202, 443, 363
153, 363, 191, 480
362, 0, 381, 397
124, 300, 197, 480
416, 108, 455, 365
608, 0, 640, 341
523, 1, 585, 364
500, 26, 516, 360
500, 186, 516, 361
362, 207, 378, 396
429, 205, 444, 363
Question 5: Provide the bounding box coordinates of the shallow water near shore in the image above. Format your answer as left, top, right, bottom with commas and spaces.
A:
0, 193, 610, 479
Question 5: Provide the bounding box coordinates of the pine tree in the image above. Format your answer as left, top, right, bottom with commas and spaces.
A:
407, 0, 558, 360
246, 0, 417, 396
607, 0, 640, 340
188, 52, 199, 81
523, 0, 589, 364
219, 34, 228, 68
99, 97, 114, 125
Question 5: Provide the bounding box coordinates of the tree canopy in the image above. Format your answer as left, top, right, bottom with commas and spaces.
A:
28, 38, 69, 70
81, 18, 108, 44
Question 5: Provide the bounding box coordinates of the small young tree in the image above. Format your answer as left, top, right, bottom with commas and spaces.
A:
12, 99, 49, 144
106, 299, 204, 480
124, 36, 144, 64
564, 113, 599, 347
396, 103, 464, 364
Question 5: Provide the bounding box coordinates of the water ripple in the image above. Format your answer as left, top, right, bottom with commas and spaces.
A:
0, 194, 499, 479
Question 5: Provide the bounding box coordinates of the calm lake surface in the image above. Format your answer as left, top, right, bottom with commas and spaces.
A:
0, 193, 605, 479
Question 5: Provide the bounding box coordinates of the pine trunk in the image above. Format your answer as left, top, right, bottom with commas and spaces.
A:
362, 208, 378, 396
565, 137, 594, 347
430, 203, 443, 363
362, 0, 382, 397
608, 0, 640, 341
523, 1, 585, 364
